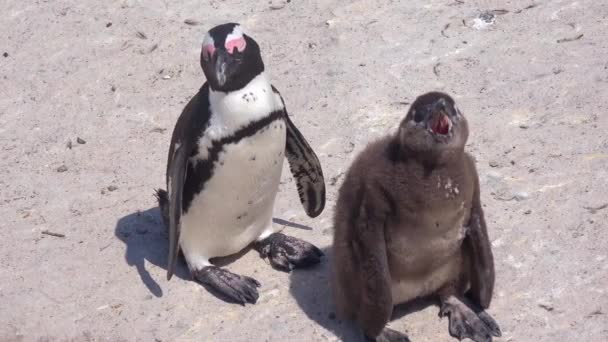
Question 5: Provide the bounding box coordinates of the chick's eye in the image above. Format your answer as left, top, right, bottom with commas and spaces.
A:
413, 109, 425, 122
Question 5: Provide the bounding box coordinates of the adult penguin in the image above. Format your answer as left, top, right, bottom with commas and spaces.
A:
156, 23, 325, 305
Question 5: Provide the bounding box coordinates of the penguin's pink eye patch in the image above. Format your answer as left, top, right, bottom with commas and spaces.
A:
203, 44, 215, 60
225, 37, 246, 54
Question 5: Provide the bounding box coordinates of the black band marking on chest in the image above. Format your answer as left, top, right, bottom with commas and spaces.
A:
182, 110, 285, 213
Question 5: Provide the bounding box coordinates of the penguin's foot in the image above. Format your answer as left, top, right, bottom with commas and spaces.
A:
253, 233, 323, 272
365, 328, 411, 342
193, 266, 260, 305
439, 296, 501, 342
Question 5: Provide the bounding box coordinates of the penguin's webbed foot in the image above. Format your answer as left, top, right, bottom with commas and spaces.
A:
365, 328, 411, 342
193, 266, 260, 305
439, 296, 501, 342
253, 233, 323, 272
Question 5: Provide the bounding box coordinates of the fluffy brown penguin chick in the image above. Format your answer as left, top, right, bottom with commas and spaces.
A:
332, 92, 501, 342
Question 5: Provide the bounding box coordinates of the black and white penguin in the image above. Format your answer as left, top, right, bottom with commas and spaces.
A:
156, 23, 326, 305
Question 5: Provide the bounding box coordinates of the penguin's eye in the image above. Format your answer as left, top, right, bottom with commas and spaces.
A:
225, 37, 246, 54
202, 44, 215, 61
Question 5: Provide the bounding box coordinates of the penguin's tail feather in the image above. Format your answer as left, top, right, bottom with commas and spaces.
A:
154, 189, 169, 229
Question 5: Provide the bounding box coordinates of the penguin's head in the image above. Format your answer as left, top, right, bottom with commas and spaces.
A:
200, 23, 264, 92
397, 92, 469, 156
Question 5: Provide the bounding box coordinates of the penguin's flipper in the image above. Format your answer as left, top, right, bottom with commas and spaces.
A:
284, 114, 326, 217
167, 142, 188, 280
164, 86, 211, 281
271, 86, 326, 218
464, 156, 495, 309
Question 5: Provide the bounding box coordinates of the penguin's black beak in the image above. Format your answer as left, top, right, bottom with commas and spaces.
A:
202, 47, 237, 90
427, 99, 453, 136
214, 49, 229, 87
433, 98, 448, 114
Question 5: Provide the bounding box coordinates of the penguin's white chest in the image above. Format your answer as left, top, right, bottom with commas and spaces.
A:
179, 74, 287, 270
180, 122, 286, 266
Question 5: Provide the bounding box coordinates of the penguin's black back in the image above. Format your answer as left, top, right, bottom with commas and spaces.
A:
166, 84, 211, 210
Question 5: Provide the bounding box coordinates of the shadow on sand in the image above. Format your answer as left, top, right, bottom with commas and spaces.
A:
114, 207, 316, 299
288, 247, 437, 341
114, 207, 188, 298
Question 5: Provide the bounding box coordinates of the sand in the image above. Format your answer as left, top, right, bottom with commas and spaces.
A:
1, 0, 607, 341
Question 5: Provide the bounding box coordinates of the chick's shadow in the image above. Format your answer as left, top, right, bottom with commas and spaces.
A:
288, 247, 436, 341
288, 247, 362, 341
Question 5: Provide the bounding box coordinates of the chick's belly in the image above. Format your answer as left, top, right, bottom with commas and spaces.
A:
386, 227, 465, 305
389, 254, 462, 305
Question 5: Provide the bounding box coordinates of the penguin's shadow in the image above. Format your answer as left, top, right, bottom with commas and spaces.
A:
114, 207, 189, 298
288, 247, 436, 341
114, 207, 315, 299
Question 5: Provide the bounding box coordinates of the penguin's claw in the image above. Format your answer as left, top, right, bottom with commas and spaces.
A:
254, 233, 323, 272
194, 266, 260, 305
440, 296, 501, 342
